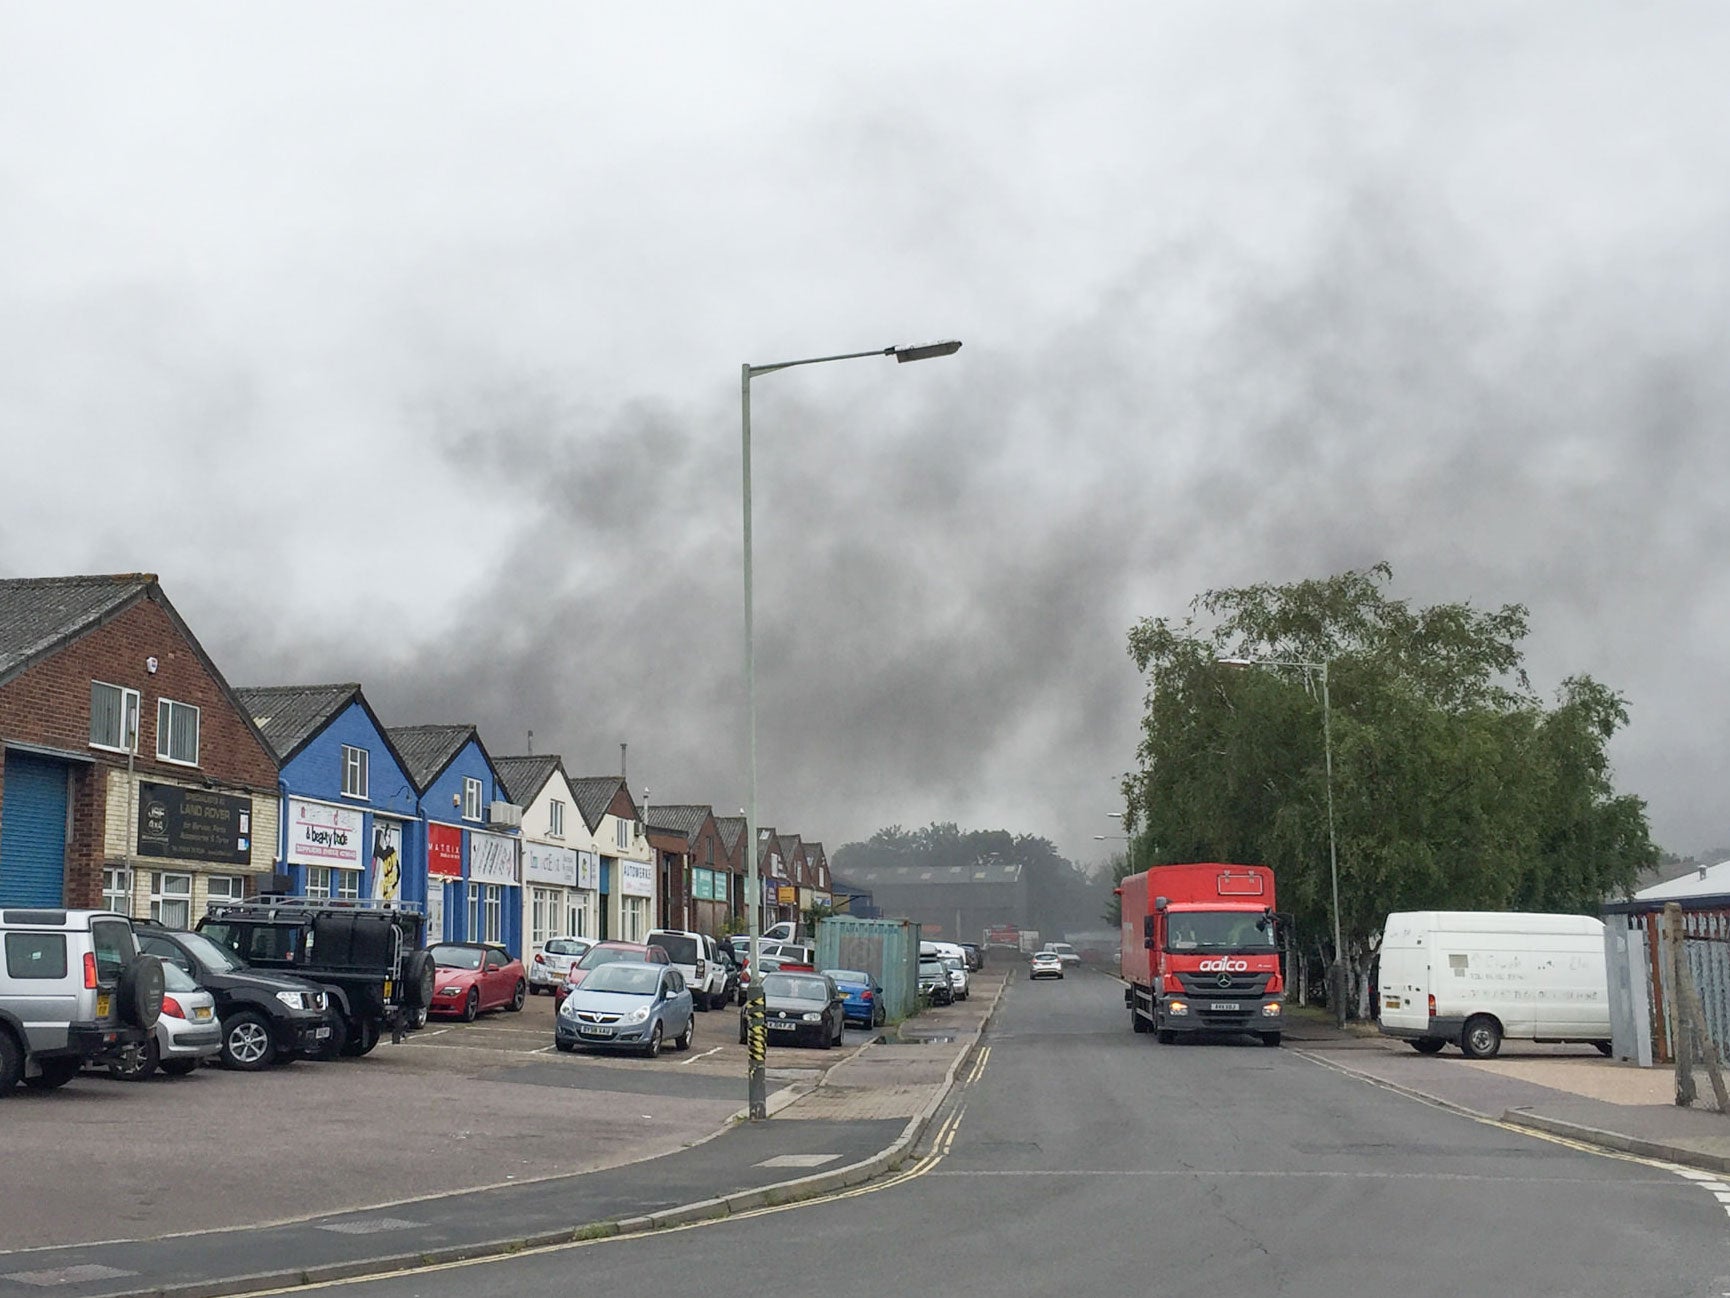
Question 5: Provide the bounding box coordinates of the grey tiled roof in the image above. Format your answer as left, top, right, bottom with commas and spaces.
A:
236, 684, 360, 761
492, 755, 560, 806
645, 804, 711, 842
568, 776, 627, 833
386, 725, 477, 791
714, 816, 746, 852
0, 574, 153, 685
838, 862, 1024, 886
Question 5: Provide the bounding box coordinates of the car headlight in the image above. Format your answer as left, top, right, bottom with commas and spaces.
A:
802, 1012, 822, 1022
623, 1006, 650, 1024
440, 985, 463, 996
274, 991, 311, 1010
558, 999, 577, 1017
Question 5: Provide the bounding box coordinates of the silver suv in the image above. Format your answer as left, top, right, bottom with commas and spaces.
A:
0, 908, 164, 1093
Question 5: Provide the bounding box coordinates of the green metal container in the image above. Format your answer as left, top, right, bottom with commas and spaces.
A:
814, 916, 922, 1021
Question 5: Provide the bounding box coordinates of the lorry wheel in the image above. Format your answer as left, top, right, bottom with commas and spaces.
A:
1156, 1029, 1175, 1044
1131, 1011, 1149, 1034
342, 1020, 381, 1057
1460, 1014, 1503, 1060
1260, 1032, 1281, 1048
1409, 1039, 1447, 1055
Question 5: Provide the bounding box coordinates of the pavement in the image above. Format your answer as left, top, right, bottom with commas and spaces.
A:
9, 973, 1726, 1298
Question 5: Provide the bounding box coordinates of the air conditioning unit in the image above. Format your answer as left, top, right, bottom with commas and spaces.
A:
486, 801, 523, 828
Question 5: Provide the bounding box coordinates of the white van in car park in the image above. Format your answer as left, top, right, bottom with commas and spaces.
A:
1376, 911, 1612, 1060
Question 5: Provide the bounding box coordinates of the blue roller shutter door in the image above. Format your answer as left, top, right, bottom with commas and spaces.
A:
0, 752, 70, 906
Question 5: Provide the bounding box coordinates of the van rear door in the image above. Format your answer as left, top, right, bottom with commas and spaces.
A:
1377, 929, 1431, 1035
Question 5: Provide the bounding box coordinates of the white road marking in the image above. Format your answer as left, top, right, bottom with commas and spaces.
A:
680, 1046, 724, 1065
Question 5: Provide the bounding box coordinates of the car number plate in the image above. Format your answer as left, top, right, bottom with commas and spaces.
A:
768, 1020, 797, 1031
1383, 996, 1401, 1009
96, 993, 111, 1017
583, 1026, 615, 1037
193, 1006, 213, 1021
1209, 1002, 1242, 1012
315, 1025, 332, 1039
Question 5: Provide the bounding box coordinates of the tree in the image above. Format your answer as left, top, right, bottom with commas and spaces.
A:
1122, 564, 1656, 1013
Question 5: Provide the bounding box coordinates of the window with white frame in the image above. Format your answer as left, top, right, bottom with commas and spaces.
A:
306, 867, 360, 902
206, 875, 245, 903
90, 682, 140, 753
548, 799, 565, 838
467, 884, 504, 943
463, 777, 483, 821
102, 867, 132, 915
615, 818, 631, 851
620, 894, 649, 943
149, 872, 192, 927
342, 745, 369, 799
531, 887, 560, 949
156, 699, 200, 766
565, 894, 591, 940
305, 867, 331, 900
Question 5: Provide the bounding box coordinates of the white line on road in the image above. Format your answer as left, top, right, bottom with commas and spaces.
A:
680, 1046, 724, 1065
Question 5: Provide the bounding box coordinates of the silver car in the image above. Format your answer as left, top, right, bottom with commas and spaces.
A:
554, 962, 695, 1058
109, 959, 221, 1080
528, 937, 593, 994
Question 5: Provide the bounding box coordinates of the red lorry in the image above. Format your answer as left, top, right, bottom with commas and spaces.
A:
1116, 862, 1286, 1047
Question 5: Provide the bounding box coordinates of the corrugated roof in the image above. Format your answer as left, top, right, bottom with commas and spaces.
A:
236, 684, 360, 760
0, 574, 153, 685
838, 862, 1024, 886
387, 724, 476, 790
568, 775, 626, 832
646, 804, 711, 841
714, 815, 746, 852
492, 755, 560, 806
1636, 858, 1730, 902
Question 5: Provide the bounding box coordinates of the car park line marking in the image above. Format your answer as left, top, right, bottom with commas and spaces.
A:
680, 1046, 723, 1065
404, 1028, 451, 1040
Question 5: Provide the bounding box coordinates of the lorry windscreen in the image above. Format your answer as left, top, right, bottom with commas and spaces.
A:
1167, 912, 1277, 952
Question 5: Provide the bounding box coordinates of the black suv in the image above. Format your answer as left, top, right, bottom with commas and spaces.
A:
135, 924, 333, 1071
196, 899, 434, 1055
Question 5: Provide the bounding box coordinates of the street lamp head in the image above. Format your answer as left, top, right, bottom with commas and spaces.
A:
1217, 656, 1253, 667
892, 339, 963, 363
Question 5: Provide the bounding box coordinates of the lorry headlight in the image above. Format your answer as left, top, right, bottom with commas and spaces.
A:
1263, 1003, 1282, 1017
1168, 1000, 1188, 1016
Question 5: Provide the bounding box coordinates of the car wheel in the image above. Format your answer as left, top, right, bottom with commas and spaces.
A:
642, 1022, 664, 1059
109, 1035, 160, 1081
555, 1038, 575, 1053
1409, 1038, 1447, 1055
409, 1007, 429, 1030
23, 1058, 80, 1090
0, 1031, 22, 1093
509, 981, 527, 1012
220, 1011, 277, 1071
159, 1058, 201, 1077
1460, 1014, 1503, 1060
675, 1015, 693, 1052
462, 989, 479, 1022
342, 1019, 381, 1057
317, 1015, 349, 1061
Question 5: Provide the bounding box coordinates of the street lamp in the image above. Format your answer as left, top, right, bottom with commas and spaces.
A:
741, 339, 962, 1119
1219, 654, 1344, 1027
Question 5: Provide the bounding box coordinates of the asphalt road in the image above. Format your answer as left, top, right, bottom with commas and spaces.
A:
223, 967, 1730, 1298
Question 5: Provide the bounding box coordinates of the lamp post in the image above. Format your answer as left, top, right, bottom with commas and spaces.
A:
1219, 655, 1344, 1027
741, 339, 961, 1119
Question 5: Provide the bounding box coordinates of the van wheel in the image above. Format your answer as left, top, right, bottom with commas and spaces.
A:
1260, 1032, 1281, 1048
0, 1032, 22, 1093
1410, 1038, 1447, 1055
1594, 1040, 1613, 1057
1460, 1015, 1503, 1060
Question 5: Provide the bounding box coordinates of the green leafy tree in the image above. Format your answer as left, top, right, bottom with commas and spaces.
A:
1122, 564, 1656, 1011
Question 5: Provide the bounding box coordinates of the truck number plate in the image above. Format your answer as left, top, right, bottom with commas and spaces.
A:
1209, 1002, 1242, 1012
1383, 996, 1401, 1009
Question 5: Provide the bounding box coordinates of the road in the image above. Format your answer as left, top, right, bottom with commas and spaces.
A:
232, 967, 1730, 1298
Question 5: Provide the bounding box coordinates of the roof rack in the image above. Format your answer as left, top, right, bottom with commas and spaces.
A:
207, 896, 426, 917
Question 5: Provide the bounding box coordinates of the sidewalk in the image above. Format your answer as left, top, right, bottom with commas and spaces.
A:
0, 970, 1006, 1298
1292, 1017, 1730, 1174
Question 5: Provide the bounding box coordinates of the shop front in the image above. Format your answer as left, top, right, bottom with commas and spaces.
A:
525, 842, 600, 950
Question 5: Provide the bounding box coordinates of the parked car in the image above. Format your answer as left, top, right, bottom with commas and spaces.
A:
1, 908, 162, 1093
762, 921, 805, 944
761, 941, 816, 968
554, 941, 670, 1009
714, 947, 742, 1006
959, 943, 984, 971
555, 962, 694, 1057
108, 958, 221, 1080
528, 937, 593, 995
197, 898, 434, 1055
918, 958, 955, 1006
646, 929, 730, 1010
1041, 942, 1081, 967
822, 968, 886, 1028
428, 943, 528, 1020
742, 970, 846, 1049
1029, 951, 1064, 980
942, 955, 971, 1002
136, 924, 334, 1070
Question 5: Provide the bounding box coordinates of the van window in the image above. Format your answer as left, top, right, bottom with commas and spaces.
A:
89, 918, 133, 983
5, 932, 68, 980
651, 933, 699, 965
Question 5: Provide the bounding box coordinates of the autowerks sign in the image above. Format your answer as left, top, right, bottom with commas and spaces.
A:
285, 798, 363, 868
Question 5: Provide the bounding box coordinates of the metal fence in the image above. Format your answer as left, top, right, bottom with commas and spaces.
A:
814, 915, 922, 1021
1602, 894, 1730, 1065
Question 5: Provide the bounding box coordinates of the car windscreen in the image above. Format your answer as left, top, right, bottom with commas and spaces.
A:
582, 964, 662, 995
175, 928, 248, 973
651, 934, 699, 965
579, 945, 642, 969
161, 959, 198, 992
764, 974, 829, 1002
918, 960, 947, 977
543, 939, 589, 957
824, 969, 868, 985
1166, 912, 1278, 952
429, 944, 482, 970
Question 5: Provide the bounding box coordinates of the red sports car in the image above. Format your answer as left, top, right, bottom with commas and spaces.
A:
428, 943, 528, 1020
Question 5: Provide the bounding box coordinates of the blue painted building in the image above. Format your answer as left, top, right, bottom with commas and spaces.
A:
387, 724, 523, 956
237, 684, 419, 906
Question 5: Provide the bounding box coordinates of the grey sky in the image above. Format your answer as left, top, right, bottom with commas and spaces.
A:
3, 6, 1726, 868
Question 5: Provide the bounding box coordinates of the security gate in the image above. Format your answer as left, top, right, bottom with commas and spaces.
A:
0, 750, 70, 906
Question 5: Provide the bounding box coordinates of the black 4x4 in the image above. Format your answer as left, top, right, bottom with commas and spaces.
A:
197, 899, 435, 1056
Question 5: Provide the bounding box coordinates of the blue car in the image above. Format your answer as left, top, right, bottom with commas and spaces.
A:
555, 962, 694, 1058
823, 968, 886, 1029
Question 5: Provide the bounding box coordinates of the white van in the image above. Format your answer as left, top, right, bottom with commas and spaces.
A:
1377, 911, 1612, 1059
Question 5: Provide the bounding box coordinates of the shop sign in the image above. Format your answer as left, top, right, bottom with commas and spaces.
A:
428, 823, 463, 879
618, 858, 654, 897
777, 885, 798, 905
372, 820, 403, 901
285, 798, 363, 868
470, 831, 518, 886
693, 868, 714, 901
525, 841, 578, 887
137, 782, 252, 866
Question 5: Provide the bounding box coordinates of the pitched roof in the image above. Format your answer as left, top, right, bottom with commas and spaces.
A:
646, 804, 712, 841
387, 724, 479, 791
236, 684, 361, 761
1636, 858, 1730, 901
492, 755, 561, 806
0, 573, 154, 686
568, 775, 627, 832
838, 861, 1024, 886
714, 815, 746, 852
